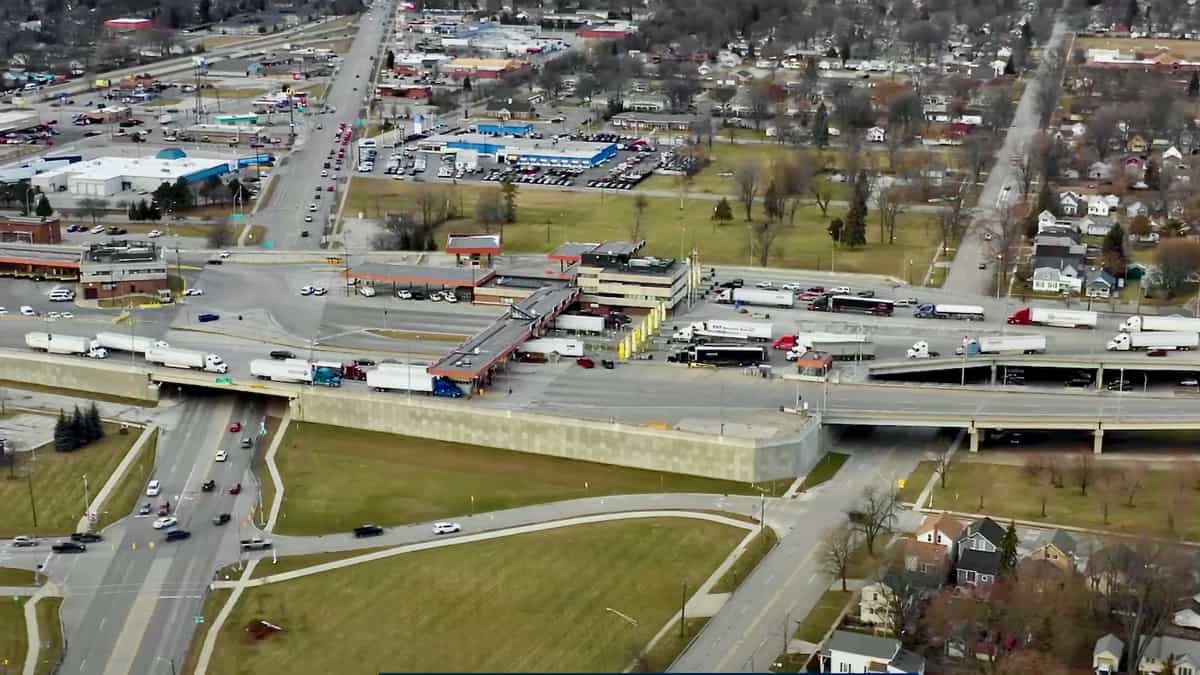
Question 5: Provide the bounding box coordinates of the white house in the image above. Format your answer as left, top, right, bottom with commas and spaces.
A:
821, 630, 926, 674
1089, 161, 1114, 180
1080, 215, 1115, 236
1061, 192, 1082, 216
1093, 633, 1200, 675
1164, 145, 1184, 161
1088, 198, 1112, 216
860, 581, 897, 626
915, 513, 962, 554
1037, 210, 1057, 231
991, 59, 1007, 77
867, 126, 887, 143
1126, 201, 1149, 218
1085, 270, 1118, 299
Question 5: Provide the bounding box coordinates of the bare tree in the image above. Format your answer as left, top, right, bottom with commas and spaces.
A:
1121, 464, 1148, 507
475, 188, 505, 234
1096, 465, 1120, 525
631, 194, 648, 240
77, 197, 110, 227
875, 185, 907, 245
1072, 450, 1094, 496
734, 161, 762, 221
751, 220, 784, 267
934, 444, 955, 489
414, 185, 449, 229
810, 176, 835, 216
821, 527, 855, 592
1101, 538, 1196, 675
1088, 106, 1123, 160
847, 484, 898, 556
986, 208, 1026, 295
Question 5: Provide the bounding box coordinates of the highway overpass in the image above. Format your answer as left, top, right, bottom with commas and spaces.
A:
869, 354, 1200, 387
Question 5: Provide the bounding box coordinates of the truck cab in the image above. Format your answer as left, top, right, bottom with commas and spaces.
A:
905, 341, 939, 359
157, 289, 173, 303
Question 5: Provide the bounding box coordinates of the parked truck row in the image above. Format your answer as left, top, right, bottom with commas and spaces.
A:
715, 288, 795, 308
672, 320, 773, 344
775, 333, 875, 360
1106, 331, 1198, 351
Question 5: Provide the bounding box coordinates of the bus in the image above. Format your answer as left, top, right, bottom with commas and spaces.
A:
669, 344, 769, 367
811, 295, 895, 316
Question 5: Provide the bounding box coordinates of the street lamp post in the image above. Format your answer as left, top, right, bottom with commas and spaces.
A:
82, 474, 89, 524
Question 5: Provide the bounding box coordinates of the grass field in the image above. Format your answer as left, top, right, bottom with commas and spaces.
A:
180, 589, 230, 675
32, 597, 62, 675
914, 459, 1200, 539
273, 422, 768, 535
898, 461, 936, 503
0, 380, 156, 407
0, 423, 142, 536
798, 452, 850, 492
204, 87, 265, 100
793, 590, 853, 643
96, 428, 157, 530
0, 567, 39, 585
0, 597, 27, 671
344, 178, 941, 277
642, 617, 710, 672
208, 518, 743, 673
1074, 36, 1200, 59
710, 527, 776, 593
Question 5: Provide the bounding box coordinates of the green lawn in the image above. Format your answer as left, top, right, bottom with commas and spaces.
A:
241, 545, 394, 580
96, 428, 157, 530
794, 590, 853, 643
642, 617, 710, 672
0, 423, 142, 536
249, 416, 282, 530
345, 178, 941, 277
898, 461, 936, 503
207, 519, 744, 673
32, 597, 61, 675
274, 422, 765, 535
0, 381, 156, 407
710, 527, 777, 593
0, 597, 27, 672
0, 567, 40, 586
798, 452, 850, 492
915, 460, 1200, 539
180, 589, 230, 675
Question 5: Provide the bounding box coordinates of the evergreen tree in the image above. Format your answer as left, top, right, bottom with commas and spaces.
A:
499, 177, 517, 223
53, 409, 75, 452
842, 171, 869, 246
34, 194, 53, 219
1189, 71, 1200, 97
86, 402, 103, 443
827, 217, 844, 243
70, 405, 87, 447
1103, 223, 1126, 258
812, 102, 830, 148
712, 197, 733, 225
128, 201, 139, 221
999, 520, 1019, 574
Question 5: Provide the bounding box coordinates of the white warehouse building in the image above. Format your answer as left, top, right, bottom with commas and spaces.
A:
31, 156, 232, 197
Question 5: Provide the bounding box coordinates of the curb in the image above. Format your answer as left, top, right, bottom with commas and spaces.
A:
77, 425, 156, 533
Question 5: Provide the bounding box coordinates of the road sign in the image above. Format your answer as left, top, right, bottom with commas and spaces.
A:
215, 377, 232, 385
356, 118, 365, 127
261, 241, 274, 249
194, 615, 205, 625
230, 213, 245, 221
897, 479, 906, 489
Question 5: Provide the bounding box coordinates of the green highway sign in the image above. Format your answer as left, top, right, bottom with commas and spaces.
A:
215, 377, 232, 385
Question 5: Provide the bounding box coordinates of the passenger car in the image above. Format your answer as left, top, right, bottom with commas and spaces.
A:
52, 541, 85, 553
146, 479, 161, 496
432, 522, 461, 535
353, 524, 384, 538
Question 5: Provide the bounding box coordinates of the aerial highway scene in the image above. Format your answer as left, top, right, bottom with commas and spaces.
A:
1, 0, 1199, 673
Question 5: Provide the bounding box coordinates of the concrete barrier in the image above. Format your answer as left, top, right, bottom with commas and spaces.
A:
0, 350, 159, 403
290, 388, 820, 482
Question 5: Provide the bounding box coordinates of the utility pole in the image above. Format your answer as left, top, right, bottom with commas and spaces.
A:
26, 470, 37, 528
82, 473, 90, 524
680, 581, 687, 638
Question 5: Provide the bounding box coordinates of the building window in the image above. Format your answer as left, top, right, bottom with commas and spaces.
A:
839, 662, 850, 673
1179, 666, 1192, 675
965, 570, 976, 583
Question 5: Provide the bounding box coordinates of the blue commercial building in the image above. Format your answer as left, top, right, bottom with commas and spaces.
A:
476, 122, 534, 137
438, 133, 617, 168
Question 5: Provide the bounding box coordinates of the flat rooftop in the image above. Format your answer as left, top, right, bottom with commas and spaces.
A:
548, 242, 601, 262
446, 233, 501, 254
37, 156, 229, 182
482, 274, 570, 290
429, 285, 580, 380
83, 241, 162, 263
350, 263, 496, 287
588, 240, 645, 257
0, 243, 81, 268
436, 133, 617, 157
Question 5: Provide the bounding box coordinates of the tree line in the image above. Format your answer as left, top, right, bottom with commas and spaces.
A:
53, 403, 104, 452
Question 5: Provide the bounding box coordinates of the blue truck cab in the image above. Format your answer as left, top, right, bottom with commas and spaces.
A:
432, 377, 464, 398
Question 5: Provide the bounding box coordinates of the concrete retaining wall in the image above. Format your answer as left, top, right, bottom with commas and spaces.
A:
291, 389, 820, 482
0, 350, 159, 403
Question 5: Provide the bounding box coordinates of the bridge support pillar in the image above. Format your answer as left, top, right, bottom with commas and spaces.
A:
1096, 365, 1105, 389
1093, 428, 1104, 455
989, 364, 997, 386
969, 427, 980, 453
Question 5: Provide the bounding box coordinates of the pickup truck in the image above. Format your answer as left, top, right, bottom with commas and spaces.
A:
239, 537, 273, 551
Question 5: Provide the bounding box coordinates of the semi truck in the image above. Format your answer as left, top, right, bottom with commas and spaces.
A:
250, 359, 312, 384
914, 303, 986, 321
1119, 315, 1200, 333
1007, 307, 1097, 329
715, 287, 795, 308
144, 347, 228, 373
365, 364, 464, 397
783, 334, 875, 360
517, 338, 584, 357
906, 341, 941, 359
25, 333, 108, 359
672, 320, 773, 343
553, 314, 605, 334
1106, 331, 1199, 351
667, 343, 769, 366
94, 332, 168, 354
956, 335, 1047, 355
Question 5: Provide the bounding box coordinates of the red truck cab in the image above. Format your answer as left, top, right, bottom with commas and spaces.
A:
1006, 307, 1032, 325
342, 364, 368, 381
772, 335, 797, 350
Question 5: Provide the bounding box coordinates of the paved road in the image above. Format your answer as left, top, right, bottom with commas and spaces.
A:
944, 19, 1068, 296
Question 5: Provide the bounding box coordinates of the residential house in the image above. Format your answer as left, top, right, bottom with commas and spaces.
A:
860, 541, 948, 629
1040, 224, 1083, 239
1174, 594, 1200, 630
1165, 145, 1184, 161
1128, 134, 1150, 153
1092, 633, 1200, 675
915, 513, 963, 555
483, 98, 536, 120
1061, 192, 1082, 216
1063, 167, 1082, 180
624, 93, 669, 113
1127, 201, 1149, 218
820, 630, 926, 674
1090, 161, 1114, 180
956, 517, 1005, 586
867, 126, 887, 143
1024, 528, 1079, 573
1123, 156, 1147, 179
1033, 236, 1087, 259
1081, 215, 1116, 236
1037, 210, 1057, 231
1093, 633, 1124, 674
1033, 266, 1080, 294
1089, 197, 1112, 217
1086, 270, 1118, 298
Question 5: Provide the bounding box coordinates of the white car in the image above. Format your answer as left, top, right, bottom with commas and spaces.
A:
781, 283, 802, 291
299, 285, 315, 296
152, 516, 178, 530
312, 287, 328, 296
430, 291, 443, 302
755, 281, 775, 289
19, 306, 35, 316
443, 293, 458, 303
320, 169, 329, 177
183, 288, 203, 296
308, 203, 318, 212
395, 290, 413, 300
219, 251, 231, 259
0, 307, 8, 315
830, 286, 852, 295
147, 230, 162, 238
432, 522, 461, 535
89, 225, 106, 234
215, 450, 228, 462
47, 312, 61, 319
146, 480, 161, 497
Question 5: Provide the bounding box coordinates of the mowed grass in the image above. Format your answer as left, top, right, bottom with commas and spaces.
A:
208, 518, 744, 673
32, 597, 62, 675
0, 597, 27, 671
798, 452, 850, 492
794, 590, 852, 643
274, 422, 766, 535
345, 178, 941, 277
711, 527, 776, 593
0, 380, 156, 407
0, 423, 141, 536
180, 589, 230, 675
96, 427, 157, 530
0, 567, 39, 586
918, 460, 1200, 539
249, 416, 282, 529
898, 461, 936, 503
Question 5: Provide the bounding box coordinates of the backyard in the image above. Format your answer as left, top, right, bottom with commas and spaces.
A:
273, 422, 767, 535
344, 178, 942, 278
206, 518, 745, 673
